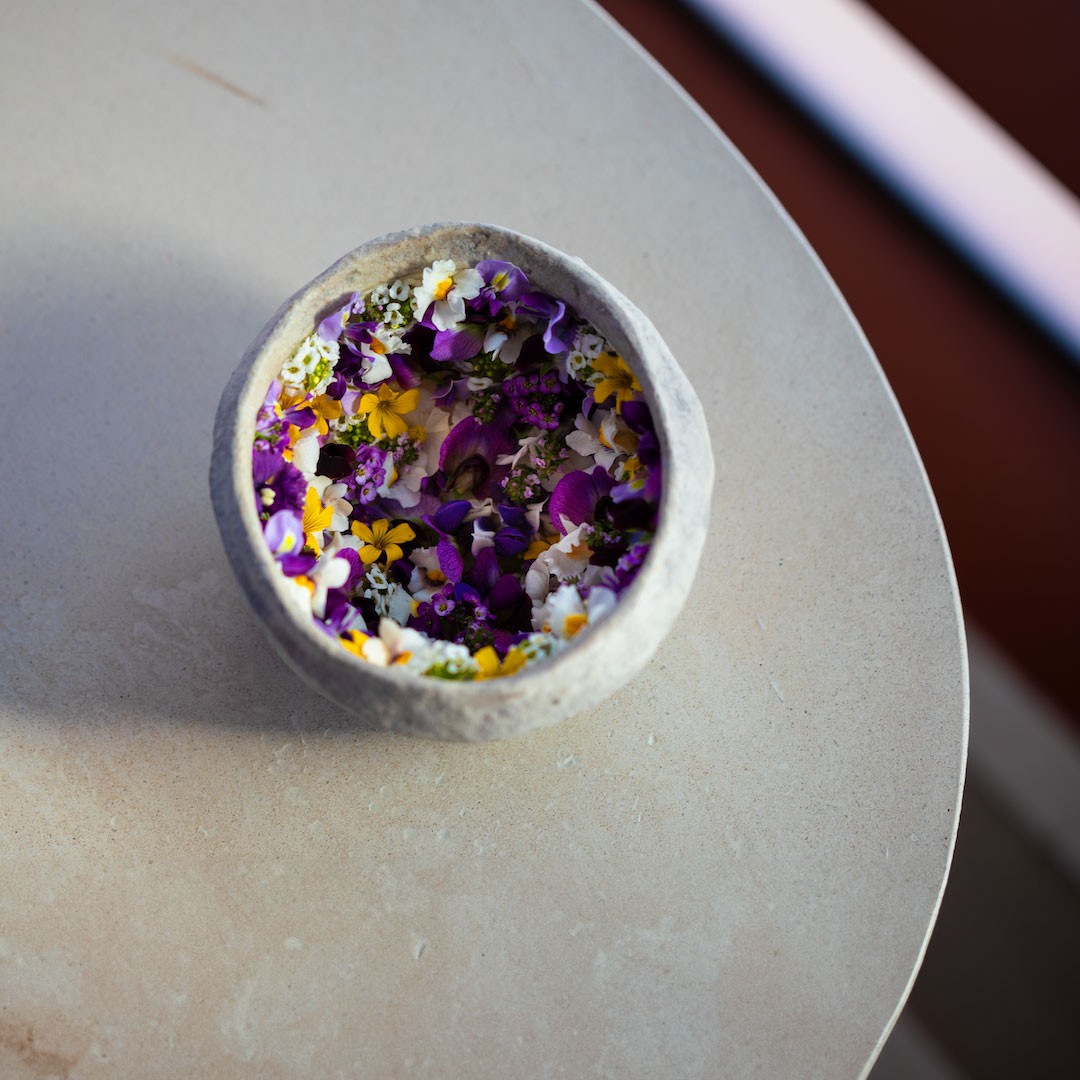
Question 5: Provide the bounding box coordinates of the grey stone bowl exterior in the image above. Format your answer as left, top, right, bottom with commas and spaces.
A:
210, 222, 713, 740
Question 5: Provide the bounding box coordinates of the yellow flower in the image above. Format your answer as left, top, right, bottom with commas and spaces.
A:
474, 646, 527, 679
592, 353, 641, 413
524, 536, 552, 560
340, 630, 371, 658
351, 518, 416, 565
358, 384, 420, 439
340, 629, 412, 666
308, 393, 343, 436
302, 486, 333, 555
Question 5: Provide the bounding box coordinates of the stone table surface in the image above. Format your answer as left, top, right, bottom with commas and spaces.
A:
0, 1, 967, 1077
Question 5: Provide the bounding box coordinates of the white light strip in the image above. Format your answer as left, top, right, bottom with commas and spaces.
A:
686, 0, 1080, 359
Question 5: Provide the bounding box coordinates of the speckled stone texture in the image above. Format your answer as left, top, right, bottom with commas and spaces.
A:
212, 223, 714, 741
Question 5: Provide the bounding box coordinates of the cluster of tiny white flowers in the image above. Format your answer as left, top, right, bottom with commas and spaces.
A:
281, 334, 340, 394
574, 330, 605, 359
402, 638, 478, 677
368, 279, 413, 329
517, 632, 558, 662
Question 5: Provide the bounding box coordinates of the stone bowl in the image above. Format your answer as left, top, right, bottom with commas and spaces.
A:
210, 222, 713, 741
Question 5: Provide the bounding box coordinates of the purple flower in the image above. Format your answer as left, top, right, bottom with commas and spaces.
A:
431, 321, 486, 363
432, 590, 456, 617
548, 466, 616, 534
316, 292, 361, 343
472, 260, 530, 316
611, 541, 650, 593
263, 509, 315, 577
253, 448, 307, 515
503, 371, 566, 431
437, 416, 516, 499
354, 444, 388, 492
517, 291, 576, 355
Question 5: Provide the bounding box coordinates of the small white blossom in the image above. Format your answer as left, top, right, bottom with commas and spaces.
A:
412, 259, 483, 331
283, 334, 339, 394
573, 330, 605, 359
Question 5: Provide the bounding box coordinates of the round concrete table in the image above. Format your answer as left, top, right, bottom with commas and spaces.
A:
0, 1, 966, 1076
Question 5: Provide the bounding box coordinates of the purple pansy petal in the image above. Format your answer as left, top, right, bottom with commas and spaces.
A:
342, 320, 376, 350
477, 260, 529, 298
437, 416, 481, 472
439, 417, 517, 474
494, 528, 528, 558
263, 508, 303, 553
316, 293, 359, 343
516, 291, 556, 320
620, 399, 654, 434
335, 547, 365, 591
278, 552, 316, 577
467, 546, 501, 593
642, 462, 662, 503
430, 499, 471, 535
437, 537, 464, 584
542, 300, 573, 355
548, 467, 616, 534
252, 448, 284, 487
431, 322, 485, 363
454, 582, 483, 607
387, 352, 422, 388
637, 429, 660, 468
253, 451, 307, 514
489, 573, 523, 611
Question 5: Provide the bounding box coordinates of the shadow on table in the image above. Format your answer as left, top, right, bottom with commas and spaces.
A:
0, 213, 382, 740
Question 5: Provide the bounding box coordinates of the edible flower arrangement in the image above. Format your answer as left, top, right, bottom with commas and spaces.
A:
252, 258, 661, 680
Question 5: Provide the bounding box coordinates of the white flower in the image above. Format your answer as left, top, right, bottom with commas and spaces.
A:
496, 434, 543, 469
378, 619, 432, 667
574, 330, 605, 359
483, 321, 530, 364
359, 325, 410, 385
381, 466, 420, 509
372, 619, 478, 676
532, 583, 617, 639
419, 639, 478, 678
564, 409, 628, 471
524, 525, 593, 604
362, 566, 413, 623
388, 279, 411, 302
409, 397, 452, 471
470, 517, 496, 556
412, 259, 483, 331
407, 564, 444, 603
310, 474, 352, 532
518, 631, 557, 662
282, 334, 339, 394
534, 583, 585, 637
308, 552, 352, 618
290, 427, 321, 480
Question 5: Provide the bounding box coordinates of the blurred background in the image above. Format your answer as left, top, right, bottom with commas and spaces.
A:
596, 1, 1080, 1076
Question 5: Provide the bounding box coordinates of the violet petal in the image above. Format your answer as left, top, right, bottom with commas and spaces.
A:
548, 467, 615, 533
